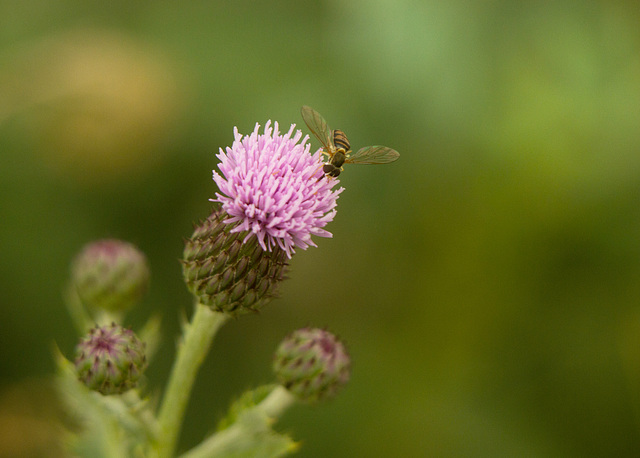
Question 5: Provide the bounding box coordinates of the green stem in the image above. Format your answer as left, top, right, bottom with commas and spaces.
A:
178, 386, 296, 458
257, 385, 296, 418
179, 421, 245, 458
64, 285, 94, 335
154, 303, 229, 458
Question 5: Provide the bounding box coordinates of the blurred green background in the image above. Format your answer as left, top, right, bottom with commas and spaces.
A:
2, 0, 640, 456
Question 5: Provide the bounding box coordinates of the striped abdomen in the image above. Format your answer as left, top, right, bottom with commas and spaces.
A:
332, 129, 350, 153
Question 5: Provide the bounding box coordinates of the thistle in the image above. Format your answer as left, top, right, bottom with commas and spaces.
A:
74, 322, 147, 395
182, 121, 343, 316
57, 117, 356, 458
71, 239, 149, 313
273, 327, 351, 403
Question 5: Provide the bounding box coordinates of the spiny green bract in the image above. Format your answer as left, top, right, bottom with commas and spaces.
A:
182, 206, 288, 317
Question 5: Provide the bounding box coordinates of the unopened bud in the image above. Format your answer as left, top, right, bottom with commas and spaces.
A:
74, 323, 147, 395
71, 239, 149, 312
273, 328, 350, 403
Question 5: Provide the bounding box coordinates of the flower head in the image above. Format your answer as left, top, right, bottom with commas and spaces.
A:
212, 121, 343, 258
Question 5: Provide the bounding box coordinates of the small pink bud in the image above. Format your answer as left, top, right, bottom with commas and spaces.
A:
273, 328, 350, 403
71, 239, 149, 312
74, 323, 147, 395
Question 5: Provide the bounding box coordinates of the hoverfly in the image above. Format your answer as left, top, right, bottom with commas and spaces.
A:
300, 105, 400, 178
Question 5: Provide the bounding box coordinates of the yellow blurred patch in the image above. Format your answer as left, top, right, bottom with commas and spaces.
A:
0, 379, 64, 458
0, 28, 186, 185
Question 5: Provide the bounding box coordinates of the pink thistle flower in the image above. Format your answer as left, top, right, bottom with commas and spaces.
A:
212, 121, 343, 258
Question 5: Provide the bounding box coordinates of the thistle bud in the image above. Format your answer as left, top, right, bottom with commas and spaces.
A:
182, 206, 288, 316
273, 328, 350, 403
74, 323, 147, 395
71, 239, 149, 313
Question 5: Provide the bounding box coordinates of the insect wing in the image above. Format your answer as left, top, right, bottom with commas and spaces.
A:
346, 145, 400, 165
301, 105, 333, 149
